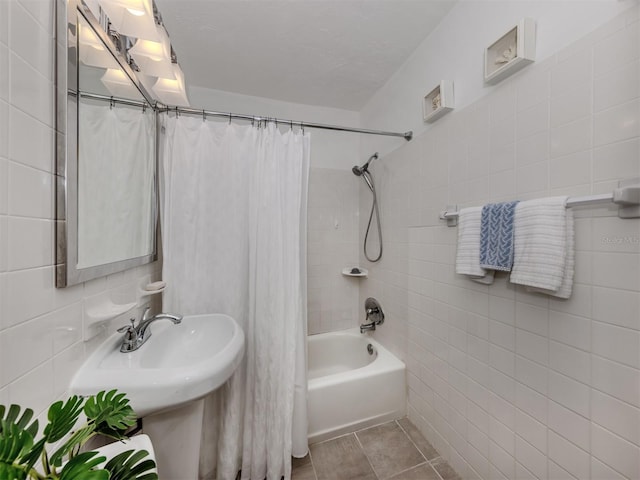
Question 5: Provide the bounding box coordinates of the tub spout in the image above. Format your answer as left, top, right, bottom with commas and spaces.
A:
360, 322, 377, 333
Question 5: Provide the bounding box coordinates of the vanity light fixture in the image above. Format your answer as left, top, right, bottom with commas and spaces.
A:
86, 0, 189, 107
152, 63, 189, 106
128, 25, 175, 79
98, 0, 159, 42
101, 68, 142, 98
78, 21, 114, 69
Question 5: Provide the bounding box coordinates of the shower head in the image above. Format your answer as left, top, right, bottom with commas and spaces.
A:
352, 152, 378, 176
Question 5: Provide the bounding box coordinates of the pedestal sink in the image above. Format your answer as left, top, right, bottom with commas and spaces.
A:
71, 313, 244, 416
70, 313, 245, 479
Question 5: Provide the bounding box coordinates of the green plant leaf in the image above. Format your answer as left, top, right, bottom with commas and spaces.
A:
19, 437, 45, 471
84, 390, 137, 434
0, 404, 43, 470
0, 461, 28, 480
103, 449, 158, 480
43, 396, 85, 444
0, 421, 33, 480
0, 421, 33, 464
48, 425, 96, 468
59, 451, 109, 480
0, 405, 38, 437
3, 391, 150, 480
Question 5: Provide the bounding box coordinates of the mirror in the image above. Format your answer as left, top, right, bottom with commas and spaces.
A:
56, 0, 158, 287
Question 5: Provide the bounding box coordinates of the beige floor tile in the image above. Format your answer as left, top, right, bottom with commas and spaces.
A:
293, 454, 312, 469
310, 434, 377, 480
356, 422, 425, 479
388, 463, 441, 480
292, 454, 316, 480
292, 463, 317, 480
397, 418, 440, 461
431, 457, 461, 480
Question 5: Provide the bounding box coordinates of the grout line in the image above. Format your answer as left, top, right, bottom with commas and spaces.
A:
310, 427, 369, 447
306, 448, 318, 480
394, 419, 428, 463
352, 431, 381, 480
425, 458, 446, 480
395, 419, 448, 480
385, 461, 429, 480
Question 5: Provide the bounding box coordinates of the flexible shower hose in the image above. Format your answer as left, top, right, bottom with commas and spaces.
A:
363, 172, 383, 262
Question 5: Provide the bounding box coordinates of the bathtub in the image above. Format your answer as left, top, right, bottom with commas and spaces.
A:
307, 328, 406, 443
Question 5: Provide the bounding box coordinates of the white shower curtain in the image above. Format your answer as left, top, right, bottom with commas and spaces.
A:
160, 115, 309, 480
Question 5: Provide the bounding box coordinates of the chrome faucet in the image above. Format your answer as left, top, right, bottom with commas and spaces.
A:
359, 297, 385, 333
360, 322, 377, 333
117, 307, 183, 352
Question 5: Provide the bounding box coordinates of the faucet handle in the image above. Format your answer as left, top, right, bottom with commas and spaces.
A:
117, 318, 137, 334
118, 318, 140, 352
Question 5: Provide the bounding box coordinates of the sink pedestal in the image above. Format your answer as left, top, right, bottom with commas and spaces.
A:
143, 399, 205, 480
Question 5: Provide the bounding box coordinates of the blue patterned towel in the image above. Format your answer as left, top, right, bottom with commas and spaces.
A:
479, 201, 520, 271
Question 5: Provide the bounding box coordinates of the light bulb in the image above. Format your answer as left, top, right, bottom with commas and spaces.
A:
126, 7, 145, 16
152, 63, 189, 106
98, 0, 159, 41
101, 68, 142, 98
129, 25, 175, 79
79, 23, 105, 51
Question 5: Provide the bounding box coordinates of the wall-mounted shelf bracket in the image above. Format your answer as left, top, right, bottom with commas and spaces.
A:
439, 205, 458, 227
615, 178, 640, 219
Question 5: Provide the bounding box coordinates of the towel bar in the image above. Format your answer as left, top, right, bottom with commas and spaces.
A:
440, 179, 640, 226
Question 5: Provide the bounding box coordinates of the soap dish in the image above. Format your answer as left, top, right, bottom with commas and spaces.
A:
342, 267, 368, 277
138, 281, 166, 298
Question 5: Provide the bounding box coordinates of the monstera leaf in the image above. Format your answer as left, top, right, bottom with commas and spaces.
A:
85, 390, 137, 435
0, 462, 28, 480
43, 396, 84, 444
104, 449, 158, 480
45, 396, 89, 468
0, 390, 157, 480
59, 451, 108, 480
50, 390, 137, 467
0, 421, 32, 479
0, 404, 40, 476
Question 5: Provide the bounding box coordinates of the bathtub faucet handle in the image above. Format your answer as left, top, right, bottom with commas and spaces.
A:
366, 306, 380, 318
360, 298, 385, 334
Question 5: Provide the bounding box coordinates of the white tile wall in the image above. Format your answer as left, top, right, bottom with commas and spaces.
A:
362, 6, 640, 479
307, 167, 361, 334
0, 0, 160, 419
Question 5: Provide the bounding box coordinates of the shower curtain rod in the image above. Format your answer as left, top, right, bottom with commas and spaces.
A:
158, 105, 414, 141
72, 91, 413, 140
72, 91, 153, 109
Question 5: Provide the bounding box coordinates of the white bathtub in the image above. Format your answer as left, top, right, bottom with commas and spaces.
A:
307, 328, 406, 444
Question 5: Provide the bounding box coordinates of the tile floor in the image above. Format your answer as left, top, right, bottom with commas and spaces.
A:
293, 418, 461, 480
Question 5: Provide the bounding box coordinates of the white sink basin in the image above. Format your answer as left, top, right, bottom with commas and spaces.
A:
70, 313, 245, 417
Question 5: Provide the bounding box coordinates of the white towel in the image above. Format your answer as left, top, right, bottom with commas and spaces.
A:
510, 196, 575, 298
526, 212, 574, 298
455, 207, 494, 284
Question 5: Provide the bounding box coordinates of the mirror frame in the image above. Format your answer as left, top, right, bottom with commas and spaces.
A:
55, 0, 159, 287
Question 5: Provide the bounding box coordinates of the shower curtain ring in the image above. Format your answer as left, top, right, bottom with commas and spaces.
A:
175, 106, 179, 117
109, 96, 114, 109
142, 103, 147, 113
202, 109, 206, 122
228, 112, 232, 125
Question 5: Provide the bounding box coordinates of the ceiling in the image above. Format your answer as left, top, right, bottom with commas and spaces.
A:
154, 0, 457, 110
